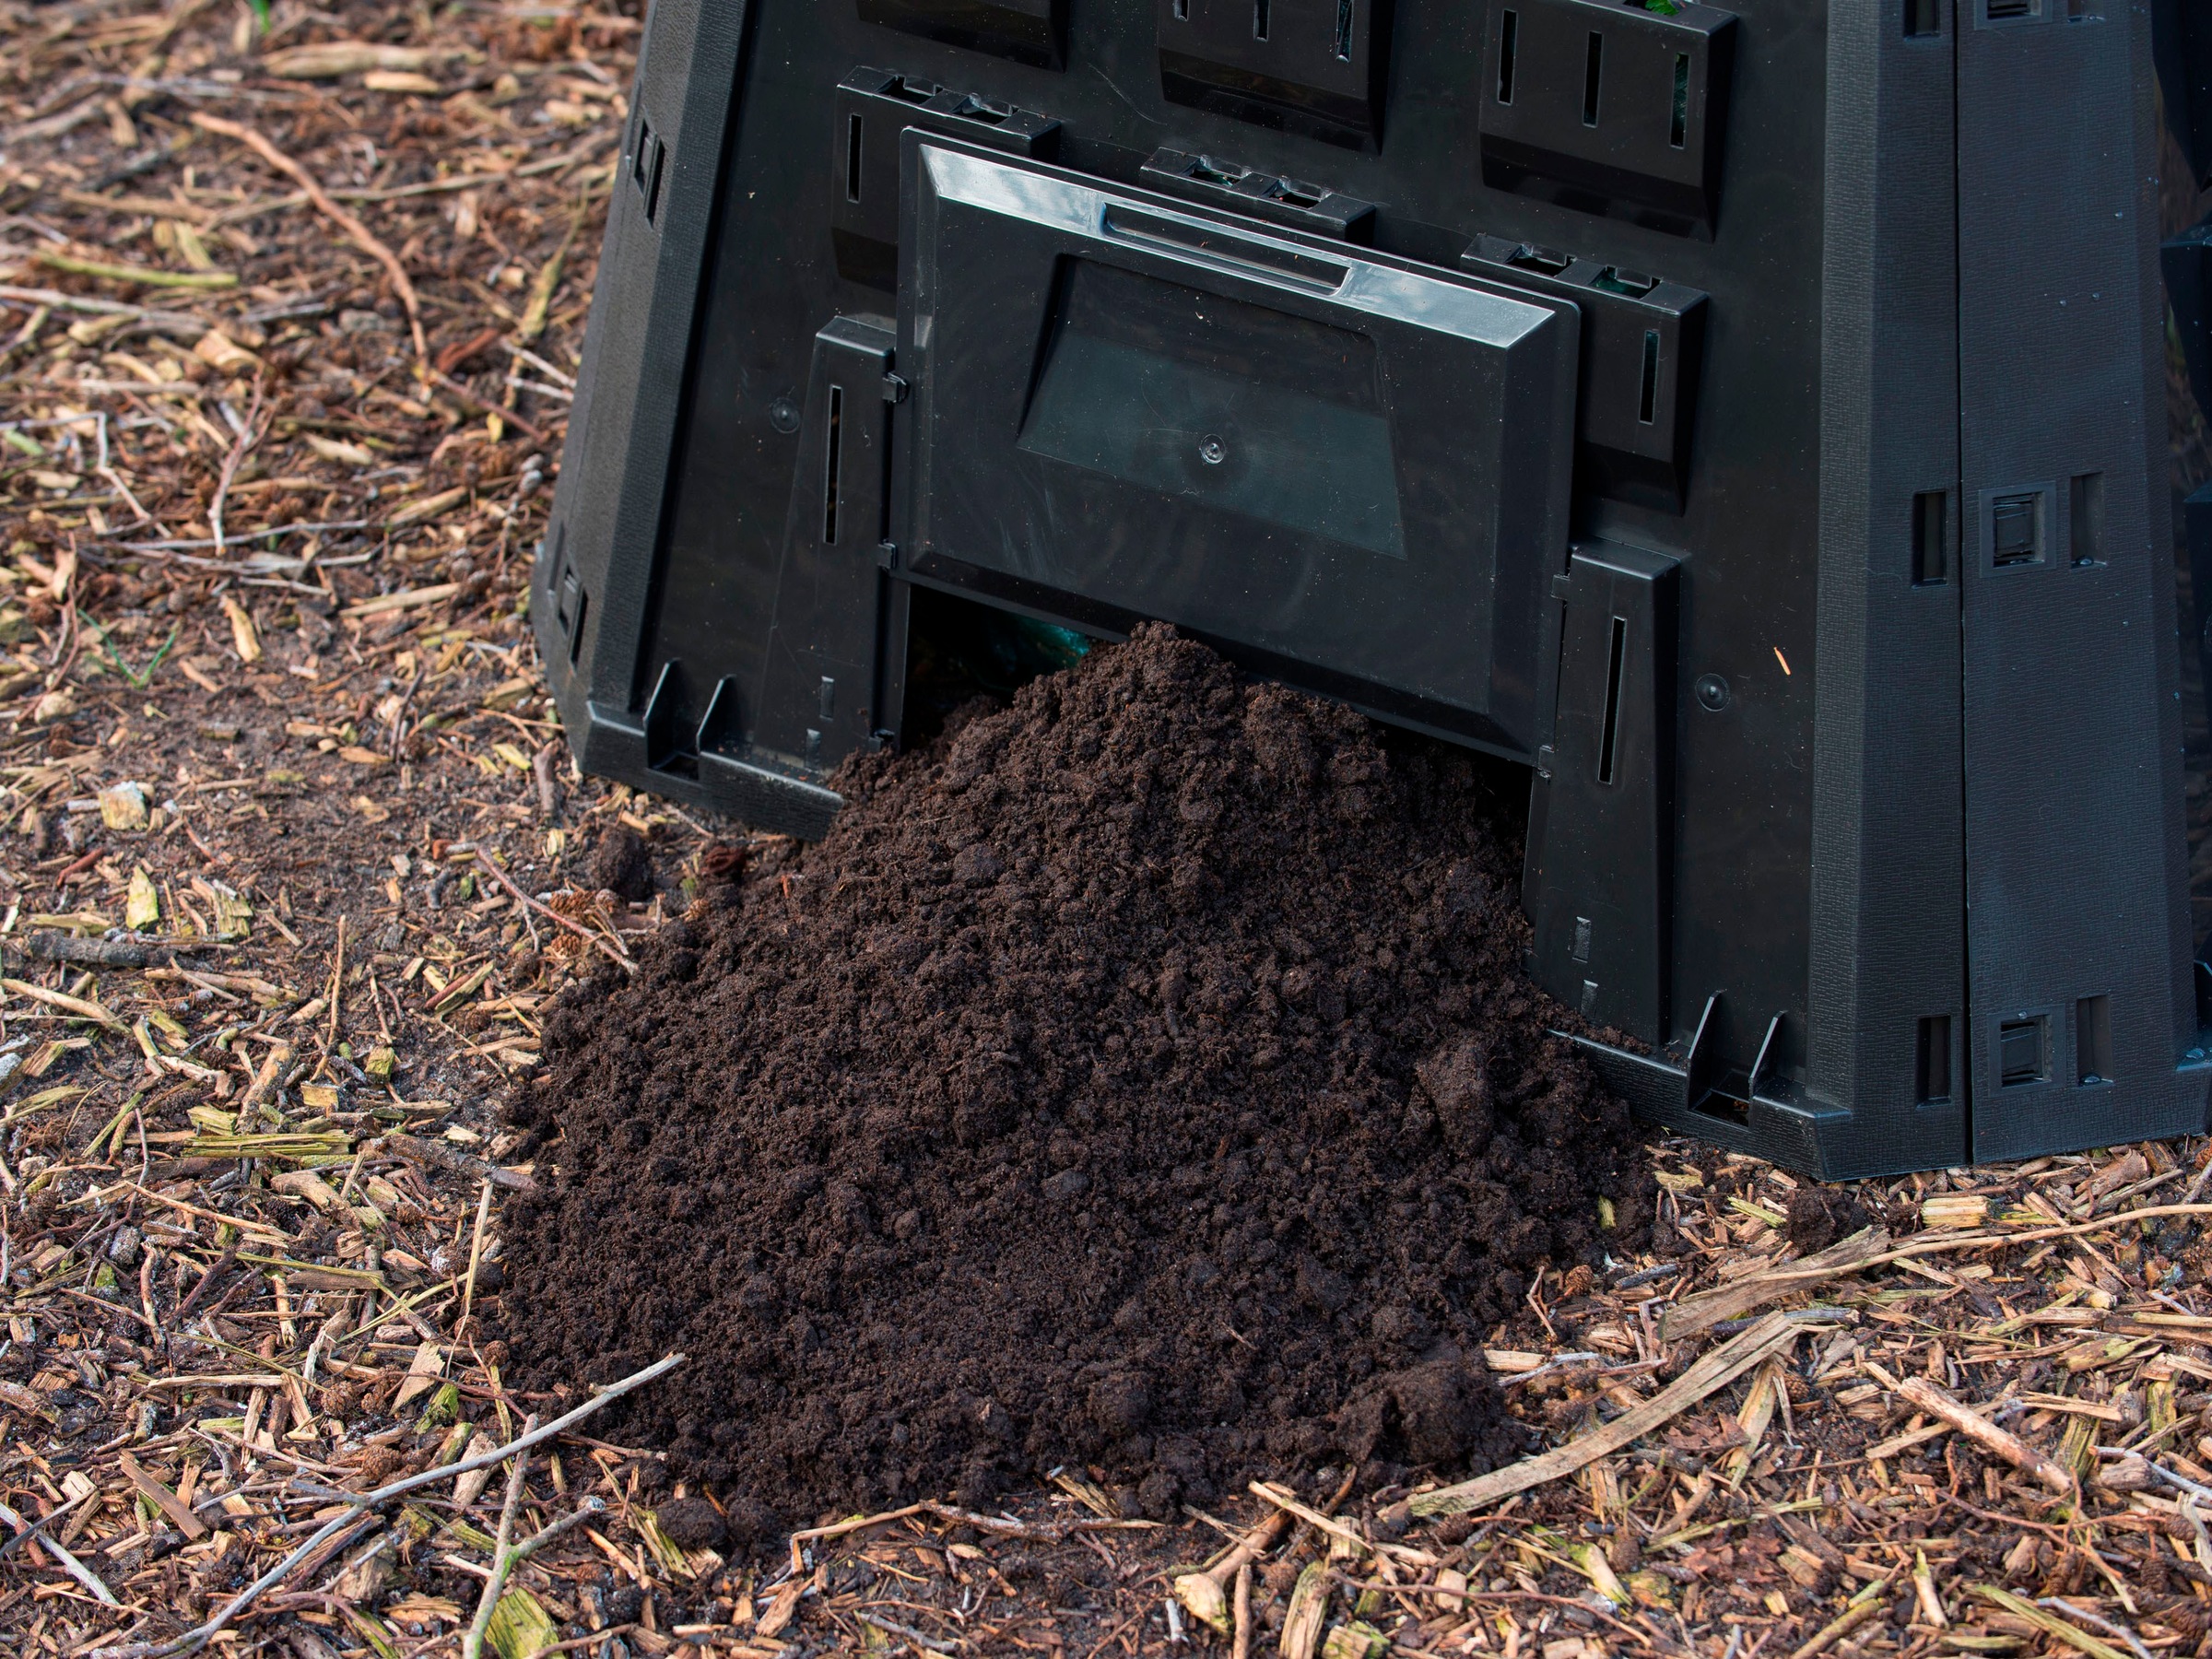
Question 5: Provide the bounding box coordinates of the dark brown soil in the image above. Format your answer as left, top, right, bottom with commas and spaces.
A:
500, 625, 1651, 1525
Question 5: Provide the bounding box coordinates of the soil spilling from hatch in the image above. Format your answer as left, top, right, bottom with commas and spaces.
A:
500, 625, 1650, 1532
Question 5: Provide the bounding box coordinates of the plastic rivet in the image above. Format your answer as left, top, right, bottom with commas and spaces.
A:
770, 397, 802, 434
1198, 435, 1227, 465
1695, 673, 1731, 712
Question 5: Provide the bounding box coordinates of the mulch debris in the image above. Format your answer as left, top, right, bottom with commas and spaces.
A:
0, 3, 2205, 1658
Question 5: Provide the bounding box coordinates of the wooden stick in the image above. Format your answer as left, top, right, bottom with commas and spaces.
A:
1663, 1227, 1892, 1341
119, 1453, 208, 1540
1409, 1312, 1806, 1518
239, 1039, 294, 1132
1175, 1506, 1295, 1632
1787, 1589, 1893, 1659
1889, 1374, 2076, 1495
1249, 1484, 1435, 1566
1, 976, 124, 1029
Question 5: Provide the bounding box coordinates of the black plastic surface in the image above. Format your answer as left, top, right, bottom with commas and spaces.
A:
832, 68, 1061, 288
1154, 0, 1394, 149
1140, 147, 1377, 240
2171, 218, 2212, 423
858, 0, 1068, 69
897, 135, 1578, 757
1477, 0, 1737, 240
534, 0, 2212, 1177
1524, 542, 1678, 1041
1460, 232, 1706, 511
2156, 0, 2212, 189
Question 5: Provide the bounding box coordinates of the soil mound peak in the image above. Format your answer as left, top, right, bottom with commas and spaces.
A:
501, 625, 1647, 1524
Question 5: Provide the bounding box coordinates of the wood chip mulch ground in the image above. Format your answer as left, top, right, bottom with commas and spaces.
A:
0, 2, 2209, 1656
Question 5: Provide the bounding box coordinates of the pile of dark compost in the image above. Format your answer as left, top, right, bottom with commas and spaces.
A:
500, 625, 1650, 1528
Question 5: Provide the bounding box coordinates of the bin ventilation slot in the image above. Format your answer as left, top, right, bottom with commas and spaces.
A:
1916, 1015, 1952, 1103
1154, 0, 1391, 147
1597, 615, 1629, 784
1592, 266, 1659, 296
1475, 0, 1738, 240
2070, 471, 2104, 566
631, 119, 665, 225
829, 70, 1061, 288
2076, 995, 2112, 1085
1906, 0, 1941, 32
1913, 491, 1949, 584
822, 385, 845, 546
1990, 491, 2044, 568
1999, 1016, 2048, 1087
1461, 232, 1709, 512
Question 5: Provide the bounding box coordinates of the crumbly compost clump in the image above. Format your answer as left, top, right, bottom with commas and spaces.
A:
500, 624, 1648, 1524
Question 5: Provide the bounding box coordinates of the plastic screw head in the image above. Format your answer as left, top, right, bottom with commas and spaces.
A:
1198, 435, 1227, 465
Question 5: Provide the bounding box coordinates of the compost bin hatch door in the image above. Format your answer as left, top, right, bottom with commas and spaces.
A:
894, 136, 1581, 760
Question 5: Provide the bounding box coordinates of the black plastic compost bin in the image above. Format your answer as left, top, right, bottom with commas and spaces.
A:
533, 0, 2212, 1181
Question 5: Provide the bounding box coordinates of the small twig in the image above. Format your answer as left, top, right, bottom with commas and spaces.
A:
462, 1175, 494, 1327
430, 367, 549, 444
2096, 1443, 2212, 1503
322, 912, 347, 1065
474, 850, 634, 971
98, 462, 161, 530
463, 1414, 536, 1659
387, 658, 425, 761
2041, 1598, 2156, 1659
187, 112, 429, 361
1888, 1371, 2074, 1495
83, 1353, 685, 1659
1173, 1504, 1291, 1633
2183, 1155, 2212, 1208
0, 1488, 97, 1565
206, 375, 267, 560
0, 1498, 120, 1605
